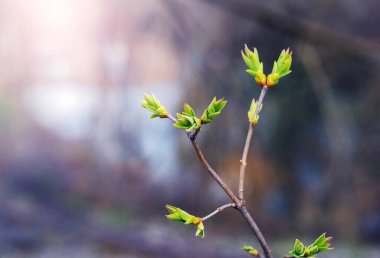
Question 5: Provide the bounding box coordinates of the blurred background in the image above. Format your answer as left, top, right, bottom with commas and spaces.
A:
0, 0, 379, 257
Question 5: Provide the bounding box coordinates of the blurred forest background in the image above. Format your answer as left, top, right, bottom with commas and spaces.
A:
0, 0, 379, 257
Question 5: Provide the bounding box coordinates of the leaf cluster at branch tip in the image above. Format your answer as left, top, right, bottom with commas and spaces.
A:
173, 97, 227, 132
289, 233, 333, 257
200, 97, 227, 124
242, 45, 292, 87
242, 244, 260, 256
141, 93, 227, 132
173, 103, 202, 132
242, 44, 266, 86
165, 205, 205, 238
247, 98, 263, 125
267, 48, 292, 87
141, 94, 168, 119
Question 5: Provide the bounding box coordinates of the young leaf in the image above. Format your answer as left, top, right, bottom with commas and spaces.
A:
183, 103, 196, 117
292, 239, 306, 256
289, 234, 333, 257
247, 98, 263, 125
200, 97, 227, 124
242, 45, 266, 86
165, 205, 177, 214
267, 48, 292, 87
195, 221, 205, 238
165, 205, 205, 238
242, 45, 263, 73
173, 104, 201, 132
141, 93, 168, 118
310, 233, 333, 253
166, 213, 182, 222
242, 244, 259, 256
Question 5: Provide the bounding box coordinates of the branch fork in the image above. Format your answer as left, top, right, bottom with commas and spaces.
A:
165, 86, 272, 258
140, 46, 333, 258
201, 203, 236, 221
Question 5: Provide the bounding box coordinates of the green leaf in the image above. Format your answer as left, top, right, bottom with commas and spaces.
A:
151, 95, 162, 107
165, 205, 177, 214
266, 72, 279, 87
289, 234, 333, 257
183, 103, 196, 117
310, 233, 333, 253
254, 71, 266, 86
195, 221, 205, 238
201, 97, 227, 124
268, 48, 292, 87
276, 48, 292, 78
295, 239, 305, 255
310, 233, 325, 247
185, 217, 195, 225
166, 213, 183, 222
141, 93, 168, 119
242, 245, 259, 256
242, 53, 253, 69
247, 98, 263, 125
172, 104, 201, 132
308, 246, 319, 255
177, 208, 191, 221
164, 205, 204, 238
271, 61, 278, 74
246, 69, 257, 77
242, 45, 265, 86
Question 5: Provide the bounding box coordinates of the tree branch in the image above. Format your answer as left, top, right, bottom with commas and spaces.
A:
202, 0, 380, 61
201, 203, 236, 221
164, 110, 273, 258
238, 85, 268, 199
167, 113, 177, 123
189, 136, 241, 205
240, 205, 273, 258
189, 134, 272, 258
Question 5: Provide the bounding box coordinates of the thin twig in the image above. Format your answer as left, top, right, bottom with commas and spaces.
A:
240, 205, 273, 258
189, 137, 241, 205
165, 109, 272, 258
188, 128, 200, 140
201, 203, 236, 221
238, 85, 268, 199
189, 135, 273, 258
167, 113, 177, 122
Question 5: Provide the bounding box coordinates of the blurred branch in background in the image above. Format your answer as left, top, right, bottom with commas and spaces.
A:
0, 0, 379, 256
299, 44, 355, 236
202, 0, 380, 62
160, 0, 380, 244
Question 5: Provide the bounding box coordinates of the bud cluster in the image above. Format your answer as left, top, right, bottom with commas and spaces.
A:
267, 48, 292, 87
242, 45, 292, 88
289, 233, 333, 257
173, 103, 202, 132
200, 97, 227, 124
141, 94, 168, 118
247, 98, 262, 125
242, 244, 260, 257
242, 45, 266, 86
142, 94, 227, 132
165, 205, 205, 238
172, 97, 227, 132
